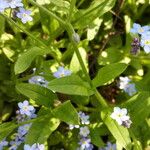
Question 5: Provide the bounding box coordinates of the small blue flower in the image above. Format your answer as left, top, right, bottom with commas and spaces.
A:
79, 126, 90, 137
140, 34, 150, 53
0, 0, 8, 12
99, 142, 116, 150
78, 138, 92, 150
124, 83, 137, 96
53, 67, 71, 78
118, 77, 137, 96
18, 100, 35, 117
16, 8, 33, 24
18, 123, 32, 136
0, 139, 8, 149
130, 23, 150, 35
9, 140, 22, 150
78, 111, 90, 125
7, 0, 23, 9
24, 143, 45, 150
28, 75, 49, 87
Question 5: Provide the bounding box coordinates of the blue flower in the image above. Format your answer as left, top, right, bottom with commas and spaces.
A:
18, 123, 32, 136
28, 75, 49, 87
118, 77, 137, 96
24, 143, 45, 150
99, 142, 116, 150
16, 8, 33, 24
0, 0, 9, 12
130, 23, 150, 35
7, 0, 23, 9
140, 34, 150, 53
53, 67, 71, 78
0, 139, 8, 149
79, 126, 90, 137
78, 138, 92, 150
18, 100, 35, 117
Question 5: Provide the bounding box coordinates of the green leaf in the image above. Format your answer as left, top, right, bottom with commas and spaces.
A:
0, 15, 5, 37
0, 122, 18, 141
92, 63, 127, 87
124, 92, 150, 125
101, 110, 132, 149
48, 75, 93, 96
14, 47, 47, 74
52, 101, 79, 125
25, 108, 60, 144
90, 123, 105, 147
98, 47, 124, 65
70, 47, 88, 73
74, 0, 116, 28
16, 83, 57, 107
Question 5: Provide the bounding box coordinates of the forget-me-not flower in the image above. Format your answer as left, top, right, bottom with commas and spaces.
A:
78, 112, 90, 125
28, 75, 49, 87
140, 34, 150, 53
78, 138, 92, 150
0, 0, 9, 12
118, 77, 137, 96
16, 8, 33, 24
18, 123, 32, 136
99, 142, 116, 150
0, 139, 8, 150
53, 67, 71, 78
24, 143, 45, 150
6, 0, 23, 9
18, 100, 35, 117
110, 107, 132, 128
79, 126, 90, 137
130, 23, 150, 35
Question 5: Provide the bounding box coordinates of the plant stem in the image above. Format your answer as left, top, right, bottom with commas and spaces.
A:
68, 0, 76, 22
28, 0, 108, 108
1, 13, 60, 64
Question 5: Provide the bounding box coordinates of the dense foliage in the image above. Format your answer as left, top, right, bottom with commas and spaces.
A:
0, 0, 150, 150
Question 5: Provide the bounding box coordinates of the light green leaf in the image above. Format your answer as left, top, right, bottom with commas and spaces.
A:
0, 122, 18, 141
74, 0, 116, 28
101, 110, 132, 149
14, 47, 47, 74
48, 75, 93, 96
124, 92, 150, 125
16, 83, 57, 107
25, 108, 60, 144
92, 63, 127, 87
52, 101, 79, 125
87, 18, 103, 41
70, 47, 88, 73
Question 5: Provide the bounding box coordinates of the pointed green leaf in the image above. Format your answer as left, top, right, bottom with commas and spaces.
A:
25, 108, 60, 144
48, 75, 93, 96
93, 63, 127, 87
16, 83, 57, 107
52, 101, 79, 125
14, 47, 47, 74
101, 110, 132, 149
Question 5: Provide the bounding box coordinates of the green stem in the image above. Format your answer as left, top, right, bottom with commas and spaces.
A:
28, 0, 108, 108
129, 129, 142, 150
28, 0, 65, 26
1, 14, 60, 64
68, 0, 76, 22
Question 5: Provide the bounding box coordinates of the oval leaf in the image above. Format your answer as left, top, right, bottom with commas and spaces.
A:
16, 83, 57, 107
92, 63, 127, 87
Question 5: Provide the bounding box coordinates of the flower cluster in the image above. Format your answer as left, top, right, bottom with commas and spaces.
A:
69, 111, 93, 150
118, 76, 137, 96
130, 23, 150, 53
24, 143, 45, 150
29, 75, 49, 88
53, 66, 72, 78
99, 142, 116, 150
0, 100, 45, 150
0, 0, 33, 24
110, 107, 132, 128
9, 100, 37, 150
